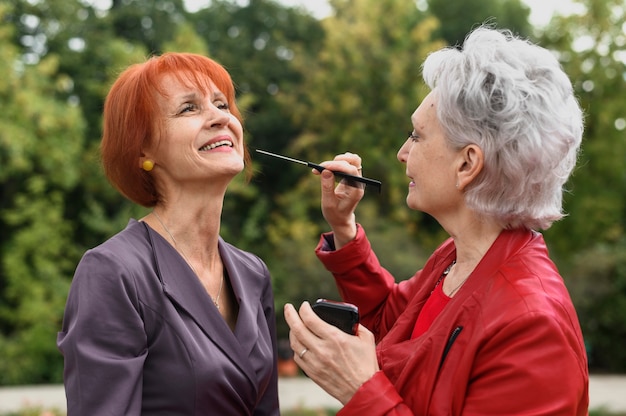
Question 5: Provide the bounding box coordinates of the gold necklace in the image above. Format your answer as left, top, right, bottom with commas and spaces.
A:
152, 211, 224, 310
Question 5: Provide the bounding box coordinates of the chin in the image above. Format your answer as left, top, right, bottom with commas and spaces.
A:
228, 162, 245, 176
406, 197, 422, 212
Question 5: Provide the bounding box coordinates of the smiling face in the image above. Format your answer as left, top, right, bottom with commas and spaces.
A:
396, 91, 460, 217
144, 73, 245, 193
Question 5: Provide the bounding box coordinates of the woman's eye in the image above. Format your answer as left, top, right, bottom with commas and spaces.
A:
179, 103, 197, 114
215, 101, 230, 111
408, 131, 420, 141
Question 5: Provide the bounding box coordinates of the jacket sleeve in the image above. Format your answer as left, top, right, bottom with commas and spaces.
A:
57, 248, 147, 416
315, 225, 424, 340
338, 371, 415, 416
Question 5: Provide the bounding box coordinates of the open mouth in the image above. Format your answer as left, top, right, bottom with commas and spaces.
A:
199, 140, 233, 151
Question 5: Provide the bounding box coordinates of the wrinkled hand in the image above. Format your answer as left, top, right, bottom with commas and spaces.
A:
284, 301, 379, 405
314, 153, 365, 248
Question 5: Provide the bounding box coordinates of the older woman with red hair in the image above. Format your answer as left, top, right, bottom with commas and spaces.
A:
58, 53, 279, 415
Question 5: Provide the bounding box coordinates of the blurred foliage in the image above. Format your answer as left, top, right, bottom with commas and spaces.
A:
0, 0, 624, 385
535, 0, 626, 371
426, 0, 532, 45
567, 239, 626, 371
0, 1, 85, 384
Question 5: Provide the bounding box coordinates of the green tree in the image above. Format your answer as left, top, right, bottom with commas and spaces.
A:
426, 0, 532, 45
537, 0, 626, 372
6, 0, 152, 246
109, 0, 188, 53
0, 2, 86, 384
1, 0, 157, 385
539, 0, 626, 255
567, 240, 626, 371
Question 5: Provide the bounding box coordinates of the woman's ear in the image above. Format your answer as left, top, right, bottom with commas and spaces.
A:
139, 150, 155, 172
456, 144, 483, 191
141, 159, 155, 172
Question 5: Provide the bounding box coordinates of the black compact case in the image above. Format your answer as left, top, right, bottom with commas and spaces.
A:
312, 299, 359, 335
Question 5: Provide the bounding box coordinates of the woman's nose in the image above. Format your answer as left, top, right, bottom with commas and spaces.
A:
205, 105, 230, 128
397, 139, 410, 163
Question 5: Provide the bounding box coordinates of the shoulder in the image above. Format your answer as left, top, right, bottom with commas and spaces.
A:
73, 220, 153, 290
92, 219, 151, 257
491, 230, 563, 300
476, 230, 579, 330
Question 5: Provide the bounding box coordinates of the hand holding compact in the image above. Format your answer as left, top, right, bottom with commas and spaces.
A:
284, 301, 379, 405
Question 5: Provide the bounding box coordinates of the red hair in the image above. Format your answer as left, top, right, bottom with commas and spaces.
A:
101, 52, 251, 207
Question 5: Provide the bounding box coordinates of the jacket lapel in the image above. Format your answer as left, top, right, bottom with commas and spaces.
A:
219, 240, 265, 358
376, 228, 536, 410
144, 224, 259, 383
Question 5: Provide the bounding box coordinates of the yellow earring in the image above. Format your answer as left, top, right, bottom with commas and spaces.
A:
142, 160, 154, 172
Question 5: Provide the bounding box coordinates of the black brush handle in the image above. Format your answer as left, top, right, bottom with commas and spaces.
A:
307, 162, 382, 194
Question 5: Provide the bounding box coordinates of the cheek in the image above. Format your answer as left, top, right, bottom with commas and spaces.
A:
230, 119, 245, 143
406, 149, 424, 172
229, 114, 243, 129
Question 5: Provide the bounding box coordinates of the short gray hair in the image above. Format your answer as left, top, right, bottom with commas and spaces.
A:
422, 26, 583, 230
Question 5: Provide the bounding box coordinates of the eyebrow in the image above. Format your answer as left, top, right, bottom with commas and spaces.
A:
211, 90, 227, 101
178, 92, 198, 101
178, 90, 226, 101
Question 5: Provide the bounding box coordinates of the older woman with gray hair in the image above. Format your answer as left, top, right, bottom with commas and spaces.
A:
285, 26, 588, 415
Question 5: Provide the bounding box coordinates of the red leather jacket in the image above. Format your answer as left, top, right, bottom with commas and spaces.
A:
316, 226, 588, 415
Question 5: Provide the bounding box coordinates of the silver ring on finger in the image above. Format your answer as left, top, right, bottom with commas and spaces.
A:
299, 348, 308, 358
